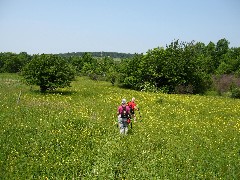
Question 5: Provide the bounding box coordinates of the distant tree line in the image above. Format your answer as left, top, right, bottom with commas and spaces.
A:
57, 51, 135, 59
1, 38, 240, 97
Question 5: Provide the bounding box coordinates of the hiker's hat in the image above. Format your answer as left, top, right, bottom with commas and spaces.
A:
122, 99, 127, 104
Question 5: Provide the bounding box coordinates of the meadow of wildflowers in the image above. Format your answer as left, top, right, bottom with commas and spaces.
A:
0, 73, 239, 179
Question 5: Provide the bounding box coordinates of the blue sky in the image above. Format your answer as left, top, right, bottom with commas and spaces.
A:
0, 0, 239, 54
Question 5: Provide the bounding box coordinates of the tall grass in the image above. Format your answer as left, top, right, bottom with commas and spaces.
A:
0, 73, 240, 179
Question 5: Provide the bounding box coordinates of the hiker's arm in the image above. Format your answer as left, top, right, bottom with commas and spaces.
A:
117, 107, 120, 116
134, 105, 139, 111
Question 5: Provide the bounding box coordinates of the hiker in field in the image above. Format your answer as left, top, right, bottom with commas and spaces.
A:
117, 99, 131, 135
128, 97, 139, 122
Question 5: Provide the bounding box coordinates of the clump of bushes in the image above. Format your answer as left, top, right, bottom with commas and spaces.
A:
230, 88, 240, 99
212, 74, 240, 98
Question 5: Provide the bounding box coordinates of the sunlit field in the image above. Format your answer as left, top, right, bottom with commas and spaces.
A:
0, 73, 240, 179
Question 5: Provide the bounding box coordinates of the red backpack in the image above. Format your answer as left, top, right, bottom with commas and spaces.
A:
127, 101, 135, 114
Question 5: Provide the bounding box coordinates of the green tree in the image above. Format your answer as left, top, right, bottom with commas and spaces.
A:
216, 47, 240, 74
140, 47, 167, 90
136, 40, 211, 94
216, 38, 229, 57
214, 38, 229, 70
106, 66, 118, 85
0, 52, 31, 73
2, 53, 22, 73
21, 54, 76, 92
81, 53, 98, 78
194, 42, 215, 74
70, 56, 84, 74
97, 56, 114, 76
117, 54, 143, 89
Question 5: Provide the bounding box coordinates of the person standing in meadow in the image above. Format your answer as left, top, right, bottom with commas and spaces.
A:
128, 97, 139, 122
117, 99, 131, 135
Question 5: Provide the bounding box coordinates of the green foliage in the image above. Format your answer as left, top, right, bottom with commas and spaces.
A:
231, 87, 240, 99
106, 66, 117, 85
80, 53, 98, 77
70, 56, 84, 74
93, 56, 115, 79
0, 52, 31, 73
58, 51, 135, 58
215, 38, 229, 57
127, 40, 212, 94
116, 54, 143, 89
140, 47, 166, 88
216, 48, 240, 74
21, 54, 76, 92
140, 82, 158, 92
1, 38, 240, 95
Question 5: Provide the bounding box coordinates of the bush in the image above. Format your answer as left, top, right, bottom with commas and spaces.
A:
140, 82, 158, 92
212, 74, 240, 95
21, 54, 76, 92
231, 88, 240, 99
174, 84, 194, 94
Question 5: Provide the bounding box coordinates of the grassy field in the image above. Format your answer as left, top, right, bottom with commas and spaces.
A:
0, 73, 240, 179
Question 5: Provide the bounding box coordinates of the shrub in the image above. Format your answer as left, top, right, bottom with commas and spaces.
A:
231, 87, 240, 99
174, 84, 194, 94
212, 74, 240, 95
140, 82, 158, 92
21, 54, 76, 92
